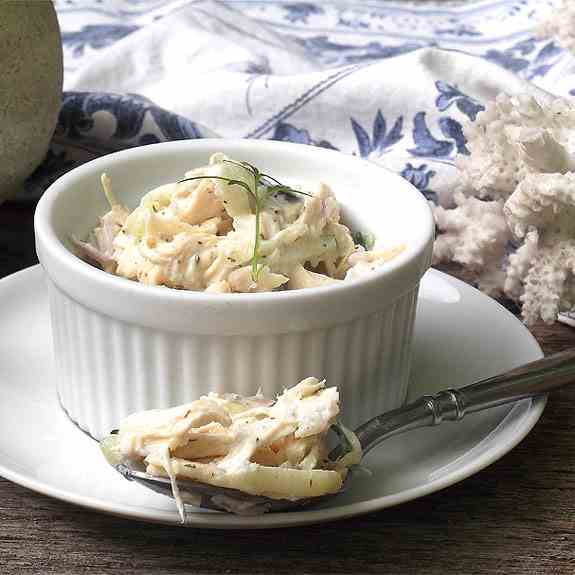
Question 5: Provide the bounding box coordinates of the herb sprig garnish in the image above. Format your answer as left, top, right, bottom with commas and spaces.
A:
179, 160, 311, 281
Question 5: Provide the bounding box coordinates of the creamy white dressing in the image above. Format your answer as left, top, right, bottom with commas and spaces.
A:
118, 378, 337, 470
75, 153, 404, 293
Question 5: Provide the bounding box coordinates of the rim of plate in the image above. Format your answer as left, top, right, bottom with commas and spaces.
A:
0, 266, 546, 530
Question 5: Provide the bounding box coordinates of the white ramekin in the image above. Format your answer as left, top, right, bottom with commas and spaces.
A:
35, 139, 434, 439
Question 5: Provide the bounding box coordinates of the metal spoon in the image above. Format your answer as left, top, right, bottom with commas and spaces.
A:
101, 348, 575, 516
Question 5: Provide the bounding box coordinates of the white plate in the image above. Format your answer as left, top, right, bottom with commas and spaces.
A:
0, 266, 545, 529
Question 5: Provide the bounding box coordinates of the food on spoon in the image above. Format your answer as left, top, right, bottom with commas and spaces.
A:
101, 378, 362, 519
73, 153, 404, 293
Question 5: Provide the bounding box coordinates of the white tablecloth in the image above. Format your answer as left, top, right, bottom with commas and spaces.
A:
37, 0, 571, 208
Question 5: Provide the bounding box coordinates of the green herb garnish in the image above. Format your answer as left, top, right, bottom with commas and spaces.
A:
179, 159, 310, 281
352, 230, 375, 251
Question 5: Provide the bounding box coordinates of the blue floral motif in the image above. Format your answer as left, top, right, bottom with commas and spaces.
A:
22, 92, 208, 200
409, 112, 453, 158
435, 81, 484, 121
400, 163, 437, 203
141, 100, 205, 142
350, 110, 403, 157
283, 3, 323, 24
244, 60, 272, 75
297, 36, 423, 64
272, 123, 310, 145
484, 37, 536, 72
271, 122, 337, 149
535, 41, 563, 62
511, 38, 538, 56
61, 24, 139, 57
58, 92, 203, 145
433, 25, 481, 37
439, 117, 468, 155
483, 37, 562, 78
484, 48, 530, 72
337, 16, 369, 30
527, 41, 564, 80
528, 63, 553, 79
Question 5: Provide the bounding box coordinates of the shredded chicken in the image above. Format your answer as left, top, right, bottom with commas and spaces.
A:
75, 154, 403, 293
72, 174, 130, 273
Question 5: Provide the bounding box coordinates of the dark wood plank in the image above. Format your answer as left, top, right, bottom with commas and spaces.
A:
0, 201, 574, 574
0, 201, 38, 275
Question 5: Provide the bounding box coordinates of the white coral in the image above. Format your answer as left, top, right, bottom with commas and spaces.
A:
537, 0, 575, 55
436, 93, 575, 324
456, 93, 575, 200
504, 230, 538, 302
504, 172, 575, 237
433, 192, 510, 295
503, 173, 575, 323
515, 235, 575, 325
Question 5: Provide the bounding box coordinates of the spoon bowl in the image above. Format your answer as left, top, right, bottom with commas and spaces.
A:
114, 461, 325, 516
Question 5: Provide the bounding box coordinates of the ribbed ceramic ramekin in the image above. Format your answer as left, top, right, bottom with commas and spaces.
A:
35, 139, 434, 439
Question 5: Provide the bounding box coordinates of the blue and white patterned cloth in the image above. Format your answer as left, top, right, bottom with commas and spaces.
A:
25, 0, 573, 204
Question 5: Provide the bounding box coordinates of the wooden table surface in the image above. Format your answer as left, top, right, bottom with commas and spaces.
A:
1, 199, 574, 575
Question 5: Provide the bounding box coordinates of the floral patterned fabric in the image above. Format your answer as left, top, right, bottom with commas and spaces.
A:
24, 0, 570, 203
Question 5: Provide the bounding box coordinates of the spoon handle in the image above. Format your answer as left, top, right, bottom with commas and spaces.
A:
354, 348, 575, 457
